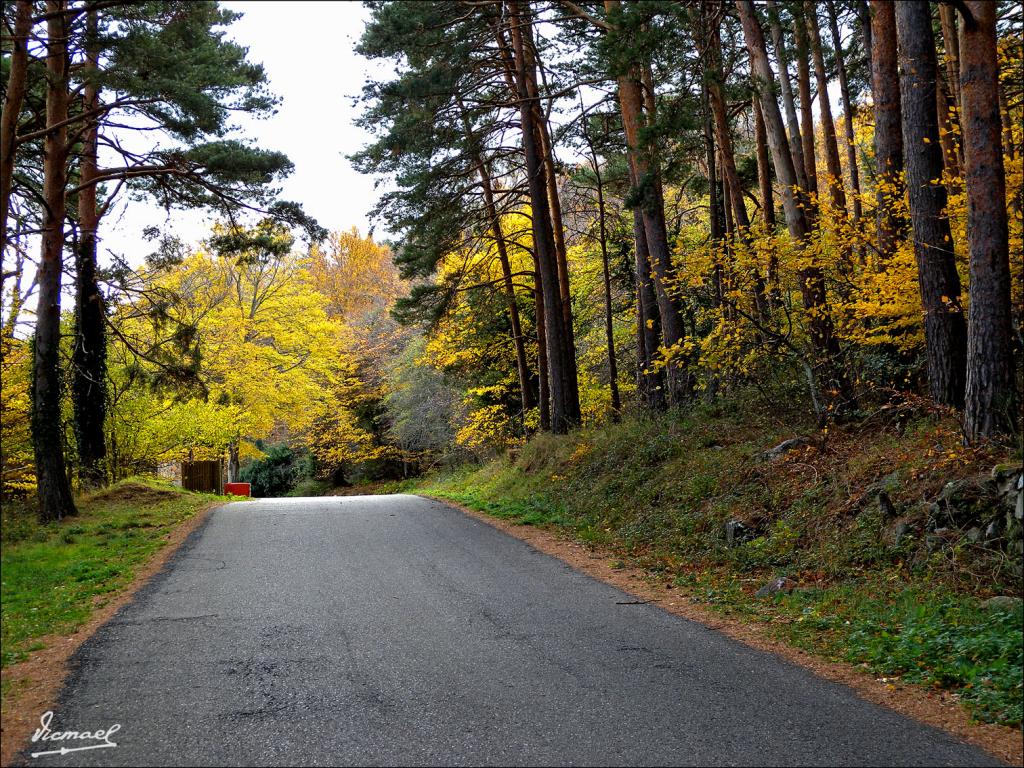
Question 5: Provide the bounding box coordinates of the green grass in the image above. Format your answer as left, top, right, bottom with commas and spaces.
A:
0, 477, 223, 670
672, 571, 1023, 726
414, 400, 1023, 726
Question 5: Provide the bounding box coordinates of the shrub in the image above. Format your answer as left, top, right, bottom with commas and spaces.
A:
239, 445, 311, 497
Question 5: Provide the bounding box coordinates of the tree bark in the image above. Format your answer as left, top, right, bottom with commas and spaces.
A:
0, 0, 32, 251
894, 1, 967, 409
34, 0, 79, 521
700, 72, 727, 323
737, 0, 810, 242
491, 20, 549, 429
997, 80, 1015, 162
937, 2, 966, 171
870, 0, 905, 263
766, 0, 811, 201
533, 250, 551, 430
959, 1, 1016, 440
752, 93, 775, 231
794, 3, 819, 214
608, 62, 691, 403
704, 26, 767, 320
508, 0, 577, 433
579, 113, 620, 415
534, 72, 581, 420
806, 1, 846, 215
934, 68, 962, 188
594, 166, 620, 415
73, 3, 108, 488
824, 0, 862, 229
752, 93, 780, 302
938, 4, 962, 113
631, 194, 665, 411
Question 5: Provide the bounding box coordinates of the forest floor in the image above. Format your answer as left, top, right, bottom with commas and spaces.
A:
385, 393, 1023, 734
0, 479, 224, 766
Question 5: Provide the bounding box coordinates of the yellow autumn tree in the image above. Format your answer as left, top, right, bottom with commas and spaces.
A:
107, 223, 376, 478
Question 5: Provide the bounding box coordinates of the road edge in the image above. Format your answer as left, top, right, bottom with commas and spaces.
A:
423, 494, 1021, 767
0, 499, 224, 767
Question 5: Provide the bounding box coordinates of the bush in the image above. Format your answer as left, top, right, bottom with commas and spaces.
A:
239, 444, 311, 497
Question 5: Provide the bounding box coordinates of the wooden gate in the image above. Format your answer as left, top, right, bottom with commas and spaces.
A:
181, 460, 223, 494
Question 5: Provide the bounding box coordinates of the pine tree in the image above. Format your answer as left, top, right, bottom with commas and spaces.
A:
894, 0, 967, 409
958, 1, 1016, 440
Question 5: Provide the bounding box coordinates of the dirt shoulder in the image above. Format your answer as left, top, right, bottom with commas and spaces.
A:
0, 500, 221, 767
427, 495, 1022, 767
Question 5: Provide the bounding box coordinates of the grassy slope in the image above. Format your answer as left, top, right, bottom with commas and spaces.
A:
414, 397, 1022, 726
1, 478, 223, 671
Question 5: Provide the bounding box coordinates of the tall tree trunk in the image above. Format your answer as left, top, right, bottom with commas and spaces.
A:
534, 78, 581, 421
938, 4, 962, 113
720, 147, 738, 323
702, 76, 726, 246
935, 69, 962, 188
806, 1, 847, 215
518, 5, 580, 426
606, 14, 691, 404
736, 0, 854, 416
997, 81, 1015, 162
959, 1, 1015, 440
580, 111, 620, 415
490, 22, 549, 427
794, 3, 819, 214
752, 93, 775, 231
0, 0, 31, 250
73, 3, 108, 488
508, 0, 577, 433
895, 1, 967, 409
870, 0, 905, 264
938, 3, 966, 171
824, 0, 862, 229
704, 26, 767, 319
700, 72, 727, 327
34, 0, 78, 522
767, 0, 811, 201
533, 252, 551, 430
594, 167, 621, 415
737, 1, 811, 242
632, 198, 665, 410
855, 0, 872, 61
753, 93, 780, 302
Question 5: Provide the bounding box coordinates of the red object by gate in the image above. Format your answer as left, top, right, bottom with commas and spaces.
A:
224, 482, 251, 497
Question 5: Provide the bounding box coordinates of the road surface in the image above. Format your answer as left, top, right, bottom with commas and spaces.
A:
22, 495, 1001, 766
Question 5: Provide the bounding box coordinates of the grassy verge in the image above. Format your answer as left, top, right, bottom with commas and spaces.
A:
418, 399, 1022, 727
1, 477, 224, 670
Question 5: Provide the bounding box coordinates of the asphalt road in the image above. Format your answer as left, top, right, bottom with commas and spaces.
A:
21, 495, 1001, 767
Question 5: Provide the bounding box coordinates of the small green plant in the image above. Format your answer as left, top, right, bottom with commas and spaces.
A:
842, 597, 1023, 726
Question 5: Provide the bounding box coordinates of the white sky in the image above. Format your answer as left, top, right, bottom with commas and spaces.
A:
98, 1, 389, 267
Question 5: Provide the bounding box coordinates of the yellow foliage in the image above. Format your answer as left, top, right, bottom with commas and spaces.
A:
0, 334, 34, 496
106, 230, 382, 472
